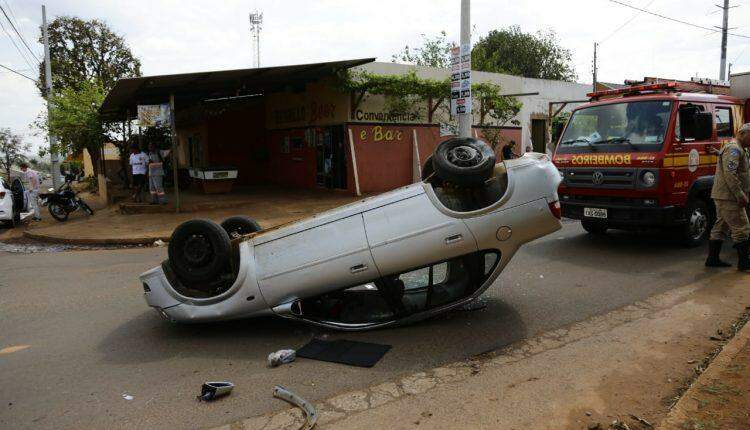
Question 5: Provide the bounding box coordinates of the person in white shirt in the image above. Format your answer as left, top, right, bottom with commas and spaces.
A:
19, 162, 41, 221
129, 144, 149, 202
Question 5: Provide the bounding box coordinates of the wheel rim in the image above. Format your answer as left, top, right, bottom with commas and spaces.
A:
688, 207, 708, 241
447, 145, 482, 167
184, 234, 213, 266
51, 205, 65, 217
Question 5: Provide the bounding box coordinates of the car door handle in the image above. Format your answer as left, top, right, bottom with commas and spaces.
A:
350, 264, 368, 274
445, 234, 463, 245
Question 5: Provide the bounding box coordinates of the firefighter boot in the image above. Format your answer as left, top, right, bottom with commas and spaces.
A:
705, 240, 732, 267
734, 240, 750, 272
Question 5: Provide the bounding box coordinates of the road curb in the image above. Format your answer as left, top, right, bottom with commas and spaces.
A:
658, 307, 750, 429
22, 230, 169, 246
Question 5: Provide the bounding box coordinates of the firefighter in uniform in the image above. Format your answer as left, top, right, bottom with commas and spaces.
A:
706, 123, 750, 270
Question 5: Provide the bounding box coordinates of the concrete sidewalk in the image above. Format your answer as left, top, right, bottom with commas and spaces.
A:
15, 189, 357, 245
216, 272, 750, 430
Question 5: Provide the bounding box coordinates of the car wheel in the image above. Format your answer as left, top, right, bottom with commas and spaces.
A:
581, 219, 608, 235
48, 203, 69, 221
681, 199, 710, 247
432, 137, 496, 187
421, 155, 434, 181
168, 219, 231, 284
220, 215, 262, 239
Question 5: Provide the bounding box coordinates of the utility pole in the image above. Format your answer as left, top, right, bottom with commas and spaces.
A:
592, 42, 598, 91
719, 0, 730, 81
458, 0, 471, 138
42, 5, 60, 189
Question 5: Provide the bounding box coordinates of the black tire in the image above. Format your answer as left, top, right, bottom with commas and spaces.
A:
220, 216, 262, 239
432, 137, 496, 187
48, 203, 69, 221
681, 199, 711, 247
421, 155, 435, 181
80, 201, 94, 216
168, 219, 231, 284
581, 219, 608, 235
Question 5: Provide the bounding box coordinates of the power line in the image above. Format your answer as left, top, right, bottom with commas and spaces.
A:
0, 4, 40, 61
600, 0, 656, 43
608, 0, 750, 39
0, 13, 35, 69
0, 62, 36, 82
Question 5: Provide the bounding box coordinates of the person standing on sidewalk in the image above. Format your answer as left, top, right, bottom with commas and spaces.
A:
19, 162, 41, 221
706, 123, 750, 270
129, 144, 149, 203
147, 143, 167, 205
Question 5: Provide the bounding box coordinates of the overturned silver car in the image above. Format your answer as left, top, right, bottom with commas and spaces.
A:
140, 138, 562, 330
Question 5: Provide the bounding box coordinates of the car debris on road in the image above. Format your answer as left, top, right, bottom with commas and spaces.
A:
197, 381, 234, 402
272, 385, 317, 430
267, 349, 296, 367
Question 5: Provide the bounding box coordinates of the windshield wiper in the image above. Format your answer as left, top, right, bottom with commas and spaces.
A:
561, 138, 599, 151
592, 137, 639, 151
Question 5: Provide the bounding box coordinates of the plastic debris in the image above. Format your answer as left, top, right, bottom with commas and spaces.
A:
273, 385, 317, 430
153, 239, 165, 247
197, 381, 234, 402
267, 349, 296, 367
122, 393, 134, 401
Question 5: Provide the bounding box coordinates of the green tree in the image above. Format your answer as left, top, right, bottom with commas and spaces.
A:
472, 26, 577, 81
36, 16, 141, 95
0, 128, 30, 181
36, 81, 108, 176
392, 31, 453, 68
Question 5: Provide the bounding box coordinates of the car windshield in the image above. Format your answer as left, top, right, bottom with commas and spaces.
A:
558, 100, 673, 151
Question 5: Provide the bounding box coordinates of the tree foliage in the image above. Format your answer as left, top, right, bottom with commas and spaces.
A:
472, 26, 577, 81
36, 81, 108, 176
37, 16, 141, 95
0, 128, 30, 181
392, 31, 453, 68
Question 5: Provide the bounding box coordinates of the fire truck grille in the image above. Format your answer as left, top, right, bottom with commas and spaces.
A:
562, 168, 636, 189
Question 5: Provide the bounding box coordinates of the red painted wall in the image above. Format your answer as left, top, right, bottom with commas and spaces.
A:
346, 124, 521, 195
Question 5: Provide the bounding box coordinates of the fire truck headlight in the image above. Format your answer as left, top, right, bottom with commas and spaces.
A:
641, 171, 656, 187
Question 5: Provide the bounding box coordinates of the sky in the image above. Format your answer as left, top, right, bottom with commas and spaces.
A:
1, 0, 749, 155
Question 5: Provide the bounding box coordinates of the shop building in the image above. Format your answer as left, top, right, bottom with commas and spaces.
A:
100, 58, 590, 196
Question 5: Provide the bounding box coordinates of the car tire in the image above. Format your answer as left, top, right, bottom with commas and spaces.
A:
421, 155, 435, 181
581, 219, 608, 235
681, 199, 711, 247
48, 203, 69, 221
168, 219, 232, 284
432, 137, 496, 187
220, 215, 262, 239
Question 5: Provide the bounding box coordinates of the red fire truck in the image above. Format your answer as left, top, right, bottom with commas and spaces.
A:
553, 78, 750, 246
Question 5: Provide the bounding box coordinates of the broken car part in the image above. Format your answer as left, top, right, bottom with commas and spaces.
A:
272, 385, 317, 430
197, 381, 234, 401
267, 349, 296, 367
140, 139, 562, 330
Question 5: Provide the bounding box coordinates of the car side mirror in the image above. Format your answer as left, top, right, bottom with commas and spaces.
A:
693, 112, 713, 141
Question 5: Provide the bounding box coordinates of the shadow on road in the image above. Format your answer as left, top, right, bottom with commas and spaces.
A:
97, 297, 527, 368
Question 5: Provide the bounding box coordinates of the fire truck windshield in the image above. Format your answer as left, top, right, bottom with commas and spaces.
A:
557, 100, 673, 153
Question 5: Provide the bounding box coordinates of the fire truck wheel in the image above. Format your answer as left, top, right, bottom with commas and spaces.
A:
681, 199, 711, 247
581, 220, 608, 235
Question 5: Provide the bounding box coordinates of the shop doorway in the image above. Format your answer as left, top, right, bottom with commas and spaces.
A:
315, 126, 347, 189
531, 119, 547, 153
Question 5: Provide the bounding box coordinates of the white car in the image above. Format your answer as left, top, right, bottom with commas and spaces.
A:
140, 138, 563, 330
0, 177, 31, 227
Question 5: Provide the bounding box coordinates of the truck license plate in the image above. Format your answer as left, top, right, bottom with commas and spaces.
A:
584, 207, 607, 219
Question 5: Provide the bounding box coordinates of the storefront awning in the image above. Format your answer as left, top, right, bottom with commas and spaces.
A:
100, 58, 375, 121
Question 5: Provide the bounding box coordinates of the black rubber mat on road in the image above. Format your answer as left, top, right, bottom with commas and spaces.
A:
296, 339, 391, 368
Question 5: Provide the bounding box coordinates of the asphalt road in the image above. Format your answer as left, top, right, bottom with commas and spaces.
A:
0, 221, 715, 429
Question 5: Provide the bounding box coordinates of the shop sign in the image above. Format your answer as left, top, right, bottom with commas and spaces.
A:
440, 122, 457, 137
450, 44, 471, 115
138, 104, 170, 127
357, 125, 405, 143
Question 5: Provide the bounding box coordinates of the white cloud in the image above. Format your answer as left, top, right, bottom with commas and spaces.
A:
1, 0, 749, 155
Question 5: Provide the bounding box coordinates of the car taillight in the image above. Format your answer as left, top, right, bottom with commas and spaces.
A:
0, 191, 5, 199
548, 200, 561, 219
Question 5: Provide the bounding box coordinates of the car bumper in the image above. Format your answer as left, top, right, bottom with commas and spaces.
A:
561, 200, 682, 227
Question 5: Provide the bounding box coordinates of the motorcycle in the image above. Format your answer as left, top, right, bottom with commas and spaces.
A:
39, 174, 94, 222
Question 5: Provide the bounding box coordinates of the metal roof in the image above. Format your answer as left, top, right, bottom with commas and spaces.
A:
99, 58, 375, 121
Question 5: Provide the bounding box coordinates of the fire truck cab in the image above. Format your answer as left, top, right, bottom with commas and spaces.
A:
553, 81, 748, 246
